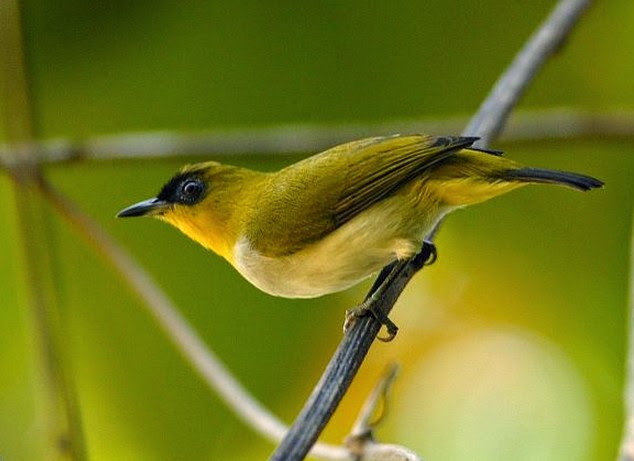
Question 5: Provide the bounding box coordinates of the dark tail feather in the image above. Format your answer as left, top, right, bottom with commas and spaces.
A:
504, 167, 604, 191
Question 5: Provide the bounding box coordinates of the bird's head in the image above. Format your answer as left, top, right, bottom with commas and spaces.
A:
117, 161, 251, 261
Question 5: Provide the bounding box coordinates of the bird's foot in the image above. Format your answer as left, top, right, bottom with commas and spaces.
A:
342, 241, 437, 342
344, 301, 399, 342
416, 240, 437, 268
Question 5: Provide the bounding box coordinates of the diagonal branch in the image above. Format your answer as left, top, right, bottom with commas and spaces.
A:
269, 0, 593, 460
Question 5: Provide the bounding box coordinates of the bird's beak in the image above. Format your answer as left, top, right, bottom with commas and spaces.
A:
117, 197, 169, 218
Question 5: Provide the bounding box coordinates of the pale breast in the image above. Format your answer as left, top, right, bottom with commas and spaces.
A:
232, 198, 438, 298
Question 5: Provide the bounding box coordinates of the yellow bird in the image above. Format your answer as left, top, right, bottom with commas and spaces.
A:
118, 134, 602, 299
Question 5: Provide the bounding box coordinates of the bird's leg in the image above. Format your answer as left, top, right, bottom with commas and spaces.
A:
344, 240, 437, 341
345, 261, 407, 341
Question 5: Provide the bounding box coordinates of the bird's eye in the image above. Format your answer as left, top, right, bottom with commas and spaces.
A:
179, 179, 204, 204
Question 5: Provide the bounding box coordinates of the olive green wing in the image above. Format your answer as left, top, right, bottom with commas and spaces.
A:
247, 134, 477, 256
333, 134, 478, 226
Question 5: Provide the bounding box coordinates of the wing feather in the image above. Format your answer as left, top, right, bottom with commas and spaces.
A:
334, 135, 478, 226
247, 134, 479, 256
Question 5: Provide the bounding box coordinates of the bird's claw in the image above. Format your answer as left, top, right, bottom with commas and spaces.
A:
344, 302, 399, 342
410, 240, 437, 270
422, 240, 437, 265
342, 240, 437, 342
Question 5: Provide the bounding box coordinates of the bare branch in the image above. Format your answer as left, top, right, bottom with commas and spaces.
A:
1, 108, 633, 166
269, 1, 594, 460
347, 364, 399, 442
344, 365, 421, 461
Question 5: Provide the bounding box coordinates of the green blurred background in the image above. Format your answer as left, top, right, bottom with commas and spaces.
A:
1, 0, 632, 460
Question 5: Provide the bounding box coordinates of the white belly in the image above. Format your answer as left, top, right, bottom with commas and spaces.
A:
232, 201, 438, 298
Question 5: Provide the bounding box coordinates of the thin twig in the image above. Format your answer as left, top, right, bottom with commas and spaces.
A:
344, 365, 422, 461
347, 364, 399, 442
27, 175, 350, 461
1, 108, 632, 165
269, 1, 593, 460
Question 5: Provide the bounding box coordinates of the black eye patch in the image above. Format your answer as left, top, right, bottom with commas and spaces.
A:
157, 173, 206, 205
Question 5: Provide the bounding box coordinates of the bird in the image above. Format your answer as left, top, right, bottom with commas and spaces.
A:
118, 134, 603, 301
